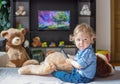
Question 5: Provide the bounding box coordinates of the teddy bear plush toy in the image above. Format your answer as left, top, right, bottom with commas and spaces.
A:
18, 50, 73, 75
15, 5, 26, 16
1, 28, 39, 67
18, 50, 114, 77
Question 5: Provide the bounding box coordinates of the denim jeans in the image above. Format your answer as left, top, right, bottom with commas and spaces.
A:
52, 69, 93, 84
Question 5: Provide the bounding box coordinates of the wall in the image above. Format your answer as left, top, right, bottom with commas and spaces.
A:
96, 0, 111, 51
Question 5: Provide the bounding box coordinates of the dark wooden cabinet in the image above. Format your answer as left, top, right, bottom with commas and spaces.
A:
10, 0, 96, 58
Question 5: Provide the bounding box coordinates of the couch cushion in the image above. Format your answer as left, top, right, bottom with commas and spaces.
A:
0, 52, 8, 67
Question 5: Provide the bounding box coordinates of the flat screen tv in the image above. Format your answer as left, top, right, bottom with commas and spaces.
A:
38, 10, 70, 30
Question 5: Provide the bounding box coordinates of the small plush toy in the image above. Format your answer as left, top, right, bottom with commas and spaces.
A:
32, 36, 41, 47
15, 5, 26, 16
18, 50, 114, 77
1, 28, 39, 67
49, 42, 56, 47
58, 41, 64, 47
41, 42, 48, 47
96, 53, 114, 77
80, 4, 91, 16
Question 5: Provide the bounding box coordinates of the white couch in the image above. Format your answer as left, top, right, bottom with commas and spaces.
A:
0, 67, 120, 84
0, 52, 8, 67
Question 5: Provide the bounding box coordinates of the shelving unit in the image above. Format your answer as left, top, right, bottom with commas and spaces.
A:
10, 0, 96, 60
30, 47, 77, 62
10, 0, 29, 30
78, 0, 96, 31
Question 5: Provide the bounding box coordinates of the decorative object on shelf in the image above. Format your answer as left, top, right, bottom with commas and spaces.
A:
0, 28, 39, 67
15, 5, 26, 16
32, 36, 41, 47
49, 42, 56, 47
58, 41, 64, 47
41, 42, 48, 47
69, 34, 74, 42
18, 23, 24, 30
0, 0, 11, 32
24, 39, 29, 48
31, 49, 44, 62
80, 4, 91, 16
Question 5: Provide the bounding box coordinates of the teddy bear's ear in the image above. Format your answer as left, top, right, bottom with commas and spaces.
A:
20, 28, 26, 35
0, 31, 8, 37
46, 50, 56, 56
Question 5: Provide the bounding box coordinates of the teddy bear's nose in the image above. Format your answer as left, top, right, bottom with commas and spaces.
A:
11, 37, 21, 45
16, 38, 20, 41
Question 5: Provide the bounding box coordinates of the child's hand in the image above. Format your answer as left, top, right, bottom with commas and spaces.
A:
67, 54, 74, 59
66, 58, 82, 69
71, 61, 81, 69
66, 58, 73, 64
54, 69, 57, 71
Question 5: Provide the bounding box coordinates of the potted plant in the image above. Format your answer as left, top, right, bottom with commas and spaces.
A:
0, 0, 10, 32
0, 0, 2, 7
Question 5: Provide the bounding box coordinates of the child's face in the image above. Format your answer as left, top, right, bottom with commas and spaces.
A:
74, 32, 93, 50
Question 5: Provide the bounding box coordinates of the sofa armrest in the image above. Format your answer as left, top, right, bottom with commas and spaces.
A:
0, 52, 8, 67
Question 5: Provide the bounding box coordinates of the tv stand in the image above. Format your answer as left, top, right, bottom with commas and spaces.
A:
10, 0, 96, 59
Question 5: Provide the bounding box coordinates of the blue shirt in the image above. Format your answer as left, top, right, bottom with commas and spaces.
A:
74, 45, 96, 79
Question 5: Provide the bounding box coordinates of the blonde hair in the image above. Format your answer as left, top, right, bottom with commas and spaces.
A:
69, 23, 95, 43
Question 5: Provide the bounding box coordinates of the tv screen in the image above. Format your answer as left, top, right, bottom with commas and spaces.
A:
38, 10, 70, 30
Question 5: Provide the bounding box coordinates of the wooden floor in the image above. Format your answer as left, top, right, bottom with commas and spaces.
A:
111, 62, 120, 66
